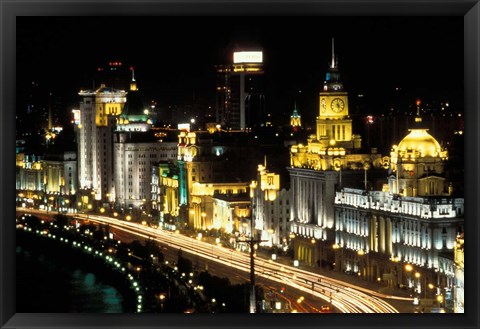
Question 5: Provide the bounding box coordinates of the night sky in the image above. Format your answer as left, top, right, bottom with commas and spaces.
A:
17, 16, 463, 125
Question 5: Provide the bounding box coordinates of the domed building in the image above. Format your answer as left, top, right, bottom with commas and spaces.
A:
116, 68, 151, 132
388, 108, 450, 197
113, 69, 178, 211
333, 105, 463, 310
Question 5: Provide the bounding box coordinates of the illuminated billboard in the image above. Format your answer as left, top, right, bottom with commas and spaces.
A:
177, 123, 191, 131
233, 51, 263, 64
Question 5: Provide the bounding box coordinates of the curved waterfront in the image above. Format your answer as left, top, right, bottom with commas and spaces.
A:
16, 230, 130, 313
15, 214, 211, 313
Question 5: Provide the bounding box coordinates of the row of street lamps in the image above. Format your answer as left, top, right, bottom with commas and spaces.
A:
404, 263, 444, 308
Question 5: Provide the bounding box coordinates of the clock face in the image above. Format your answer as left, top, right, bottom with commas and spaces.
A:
331, 98, 345, 113
321, 98, 327, 112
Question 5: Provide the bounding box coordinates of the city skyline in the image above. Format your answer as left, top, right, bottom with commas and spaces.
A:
13, 14, 466, 318
17, 16, 463, 126
4, 0, 479, 326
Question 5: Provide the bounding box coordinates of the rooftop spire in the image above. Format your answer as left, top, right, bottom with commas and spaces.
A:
331, 38, 336, 69
130, 66, 136, 82
129, 66, 138, 91
414, 99, 424, 125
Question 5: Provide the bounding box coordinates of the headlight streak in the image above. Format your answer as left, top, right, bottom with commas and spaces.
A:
72, 213, 403, 313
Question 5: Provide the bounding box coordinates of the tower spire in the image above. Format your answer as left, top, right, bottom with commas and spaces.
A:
331, 37, 336, 69
129, 66, 138, 91
414, 99, 423, 124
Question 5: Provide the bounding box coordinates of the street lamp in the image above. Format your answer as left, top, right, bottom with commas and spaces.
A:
64, 199, 70, 213
86, 204, 92, 219
158, 293, 166, 311
405, 264, 413, 289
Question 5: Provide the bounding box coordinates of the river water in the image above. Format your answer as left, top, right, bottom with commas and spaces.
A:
16, 244, 124, 313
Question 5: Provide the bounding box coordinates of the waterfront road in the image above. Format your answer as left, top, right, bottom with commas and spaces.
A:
17, 209, 414, 313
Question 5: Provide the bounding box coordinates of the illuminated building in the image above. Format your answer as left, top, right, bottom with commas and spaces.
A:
113, 72, 177, 211
113, 133, 177, 211
333, 110, 464, 297
42, 151, 77, 196
388, 102, 449, 197
212, 194, 250, 235
215, 51, 265, 130
151, 162, 181, 229
16, 151, 77, 211
453, 233, 464, 313
16, 153, 43, 193
173, 129, 260, 229
288, 39, 381, 266
116, 69, 151, 132
191, 181, 249, 230
77, 84, 127, 203
290, 103, 302, 129
251, 163, 291, 248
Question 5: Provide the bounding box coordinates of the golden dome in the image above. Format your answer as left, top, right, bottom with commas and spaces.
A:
397, 129, 442, 158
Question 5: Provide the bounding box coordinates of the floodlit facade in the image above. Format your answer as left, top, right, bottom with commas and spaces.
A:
191, 181, 249, 230
212, 194, 251, 234
453, 233, 464, 313
288, 39, 381, 266
113, 76, 177, 211
16, 153, 43, 193
251, 164, 291, 247
77, 84, 127, 203
333, 113, 464, 298
42, 151, 77, 195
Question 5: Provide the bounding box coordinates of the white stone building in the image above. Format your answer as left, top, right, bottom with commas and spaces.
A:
77, 84, 127, 203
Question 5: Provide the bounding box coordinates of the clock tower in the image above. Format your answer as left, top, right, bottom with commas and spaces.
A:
317, 38, 352, 143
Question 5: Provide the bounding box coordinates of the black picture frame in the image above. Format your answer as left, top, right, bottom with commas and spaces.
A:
2, 1, 479, 329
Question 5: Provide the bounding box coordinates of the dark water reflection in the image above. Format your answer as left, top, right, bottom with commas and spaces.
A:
16, 245, 123, 313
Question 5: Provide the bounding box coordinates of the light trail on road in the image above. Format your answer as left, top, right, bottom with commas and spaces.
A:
18, 209, 413, 313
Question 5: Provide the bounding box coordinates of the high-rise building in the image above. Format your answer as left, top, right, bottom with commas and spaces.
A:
77, 84, 126, 204
215, 51, 265, 130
